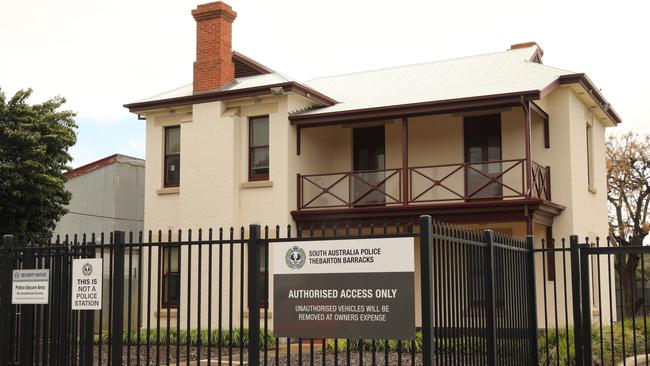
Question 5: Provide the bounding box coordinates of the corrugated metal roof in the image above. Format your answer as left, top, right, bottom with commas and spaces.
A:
135, 72, 295, 104
298, 46, 574, 116
65, 154, 145, 180
133, 45, 575, 114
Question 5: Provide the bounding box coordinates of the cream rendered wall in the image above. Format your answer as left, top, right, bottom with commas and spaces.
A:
408, 114, 463, 202
141, 93, 316, 329
531, 87, 615, 325
565, 87, 613, 323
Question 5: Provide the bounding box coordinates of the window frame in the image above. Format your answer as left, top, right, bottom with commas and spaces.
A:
586, 121, 594, 189
258, 242, 269, 309
161, 245, 180, 309
164, 126, 181, 188
248, 115, 270, 181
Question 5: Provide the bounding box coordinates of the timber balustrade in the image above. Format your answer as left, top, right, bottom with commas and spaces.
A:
298, 159, 552, 210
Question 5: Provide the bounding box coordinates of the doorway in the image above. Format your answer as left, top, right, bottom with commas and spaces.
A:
352, 126, 385, 205
464, 114, 502, 199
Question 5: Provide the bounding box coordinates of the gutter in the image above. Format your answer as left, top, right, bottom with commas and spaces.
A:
558, 73, 622, 125
124, 82, 338, 113
289, 90, 542, 127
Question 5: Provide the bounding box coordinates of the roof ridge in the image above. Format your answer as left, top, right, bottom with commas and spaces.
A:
306, 46, 537, 83
523, 60, 575, 75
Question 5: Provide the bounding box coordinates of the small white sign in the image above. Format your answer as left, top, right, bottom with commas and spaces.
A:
71, 258, 103, 310
12, 269, 50, 304
273, 237, 415, 275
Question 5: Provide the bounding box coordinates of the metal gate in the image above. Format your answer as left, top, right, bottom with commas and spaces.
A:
571, 237, 650, 366
0, 216, 537, 366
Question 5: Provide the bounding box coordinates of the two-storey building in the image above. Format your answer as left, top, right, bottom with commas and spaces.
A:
125, 1, 619, 328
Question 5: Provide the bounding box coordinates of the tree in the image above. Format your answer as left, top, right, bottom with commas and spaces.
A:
606, 132, 650, 315
0, 88, 77, 242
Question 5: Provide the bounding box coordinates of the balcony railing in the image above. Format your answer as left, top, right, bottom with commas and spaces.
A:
297, 159, 551, 210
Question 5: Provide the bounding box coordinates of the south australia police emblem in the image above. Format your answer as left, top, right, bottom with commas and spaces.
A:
285, 246, 306, 270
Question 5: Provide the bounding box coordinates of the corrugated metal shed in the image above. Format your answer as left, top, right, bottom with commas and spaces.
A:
54, 154, 145, 238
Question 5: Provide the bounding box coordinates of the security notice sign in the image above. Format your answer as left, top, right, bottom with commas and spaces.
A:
71, 258, 103, 310
273, 237, 415, 340
12, 269, 50, 304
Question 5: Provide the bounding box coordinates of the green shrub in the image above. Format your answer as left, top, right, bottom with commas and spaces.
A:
538, 326, 576, 365
538, 315, 650, 365
325, 333, 422, 353
93, 328, 275, 349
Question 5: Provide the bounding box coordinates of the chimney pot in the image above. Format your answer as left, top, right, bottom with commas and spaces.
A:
192, 2, 237, 93
509, 42, 544, 57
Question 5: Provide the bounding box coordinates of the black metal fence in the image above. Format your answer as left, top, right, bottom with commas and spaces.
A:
532, 235, 650, 366
0, 216, 542, 365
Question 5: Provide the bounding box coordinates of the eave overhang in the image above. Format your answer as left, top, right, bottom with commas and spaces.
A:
558, 73, 621, 125
289, 90, 542, 128
124, 82, 338, 114
291, 199, 565, 226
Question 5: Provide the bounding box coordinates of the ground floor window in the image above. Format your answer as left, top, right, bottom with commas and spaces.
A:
468, 252, 505, 308
162, 246, 180, 308
258, 242, 268, 308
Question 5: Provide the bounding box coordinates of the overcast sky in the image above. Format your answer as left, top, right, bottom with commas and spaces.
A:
1, 0, 648, 167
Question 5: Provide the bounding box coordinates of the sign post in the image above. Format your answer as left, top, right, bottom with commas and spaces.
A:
18, 246, 39, 366
273, 237, 415, 340
72, 250, 102, 366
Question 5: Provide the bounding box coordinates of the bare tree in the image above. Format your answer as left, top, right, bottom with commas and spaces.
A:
607, 132, 650, 315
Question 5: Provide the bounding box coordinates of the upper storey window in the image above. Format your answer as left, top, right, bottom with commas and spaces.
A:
249, 116, 269, 181
165, 126, 180, 187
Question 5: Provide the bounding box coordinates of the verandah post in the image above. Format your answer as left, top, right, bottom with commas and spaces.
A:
526, 235, 539, 365
247, 224, 261, 366
0, 235, 14, 365
483, 230, 498, 366
418, 215, 434, 366
110, 231, 125, 366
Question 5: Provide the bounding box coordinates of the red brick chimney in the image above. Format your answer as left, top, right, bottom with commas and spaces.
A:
192, 2, 237, 93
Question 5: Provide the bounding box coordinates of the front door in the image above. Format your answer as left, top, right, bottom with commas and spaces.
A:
464, 114, 503, 199
352, 126, 385, 205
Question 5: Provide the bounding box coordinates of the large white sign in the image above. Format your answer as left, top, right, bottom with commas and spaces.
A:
272, 237, 416, 340
71, 258, 103, 310
12, 269, 50, 304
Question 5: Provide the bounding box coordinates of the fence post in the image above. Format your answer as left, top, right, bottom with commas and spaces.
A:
419, 215, 435, 366
19, 243, 36, 366
526, 235, 539, 365
0, 235, 14, 366
247, 224, 261, 366
483, 230, 498, 366
82, 245, 97, 366
580, 244, 592, 365
111, 231, 125, 366
569, 235, 584, 366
